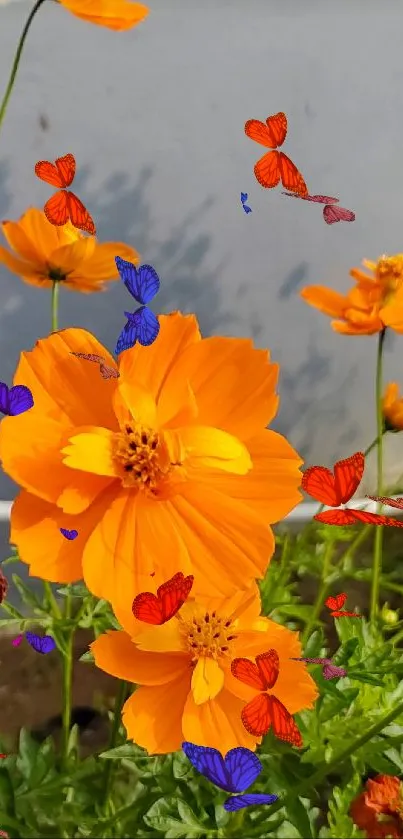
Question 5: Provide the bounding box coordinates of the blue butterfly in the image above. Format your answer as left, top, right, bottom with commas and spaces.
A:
60, 528, 78, 541
25, 632, 56, 655
240, 192, 252, 214
0, 383, 33, 416
182, 742, 278, 812
115, 257, 160, 354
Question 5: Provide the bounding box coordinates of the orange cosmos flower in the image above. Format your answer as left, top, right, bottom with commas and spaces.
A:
57, 0, 149, 31
91, 585, 318, 754
0, 315, 302, 612
383, 383, 403, 432
350, 775, 403, 839
0, 208, 138, 293
301, 255, 403, 335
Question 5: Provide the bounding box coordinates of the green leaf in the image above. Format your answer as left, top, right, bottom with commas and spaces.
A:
99, 744, 146, 761
12, 574, 44, 612
144, 797, 210, 837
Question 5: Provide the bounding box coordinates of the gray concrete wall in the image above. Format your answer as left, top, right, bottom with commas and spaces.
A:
1, 0, 403, 600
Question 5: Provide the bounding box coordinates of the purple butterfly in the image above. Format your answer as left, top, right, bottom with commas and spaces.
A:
0, 383, 33, 416
240, 192, 252, 214
291, 657, 347, 680
115, 258, 160, 354
25, 632, 56, 655
182, 742, 278, 812
60, 528, 78, 540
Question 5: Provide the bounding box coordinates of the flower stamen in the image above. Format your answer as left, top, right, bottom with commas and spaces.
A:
179, 611, 238, 661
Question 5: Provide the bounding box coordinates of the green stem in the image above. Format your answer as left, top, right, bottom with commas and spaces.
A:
0, 0, 47, 135
370, 328, 386, 622
265, 697, 403, 820
51, 281, 60, 332
102, 681, 130, 815
61, 592, 73, 769
301, 537, 335, 645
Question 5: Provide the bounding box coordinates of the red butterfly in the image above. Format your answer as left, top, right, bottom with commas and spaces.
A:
70, 352, 119, 379
35, 154, 96, 235
132, 572, 194, 625
325, 593, 363, 618
282, 191, 355, 224
302, 452, 403, 527
245, 112, 308, 196
231, 650, 302, 747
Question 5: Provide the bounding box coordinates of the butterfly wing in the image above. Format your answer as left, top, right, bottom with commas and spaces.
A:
12, 634, 23, 647
55, 154, 76, 187
334, 452, 365, 504
265, 112, 288, 146
349, 509, 403, 528
253, 150, 281, 189
132, 591, 164, 624
224, 747, 263, 792
157, 572, 194, 623
99, 363, 120, 379
245, 119, 278, 149
325, 593, 348, 611
137, 308, 160, 346
26, 632, 56, 654
241, 693, 271, 737
115, 258, 160, 304
323, 204, 355, 225
44, 190, 69, 226
243, 205, 252, 214
322, 663, 347, 680
35, 159, 65, 188
224, 793, 279, 812
7, 385, 33, 416
314, 508, 357, 525
115, 315, 141, 354
366, 495, 403, 510
307, 194, 339, 204
70, 352, 105, 363
0, 382, 10, 415
182, 742, 233, 791
267, 695, 303, 747
302, 465, 339, 506
240, 193, 248, 203
66, 192, 96, 235
279, 152, 308, 196
231, 658, 267, 691
59, 528, 78, 540
255, 650, 279, 690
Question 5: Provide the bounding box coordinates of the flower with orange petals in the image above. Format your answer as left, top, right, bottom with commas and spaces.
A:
0, 314, 302, 611
301, 255, 403, 335
91, 585, 318, 754
383, 383, 403, 432
58, 0, 149, 31
350, 775, 403, 839
0, 208, 138, 293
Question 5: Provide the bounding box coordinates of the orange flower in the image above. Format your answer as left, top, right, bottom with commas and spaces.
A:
0, 208, 138, 293
58, 0, 149, 31
91, 585, 318, 754
350, 775, 403, 839
383, 383, 403, 432
301, 255, 403, 335
0, 315, 302, 611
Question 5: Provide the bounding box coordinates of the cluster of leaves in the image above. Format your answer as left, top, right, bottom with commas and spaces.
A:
0, 522, 402, 838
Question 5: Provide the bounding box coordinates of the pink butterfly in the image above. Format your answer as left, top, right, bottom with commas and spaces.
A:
70, 352, 119, 379
282, 191, 355, 225
12, 634, 23, 647
291, 657, 347, 680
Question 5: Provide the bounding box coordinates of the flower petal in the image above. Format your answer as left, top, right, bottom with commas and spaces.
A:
60, 0, 149, 31
91, 629, 188, 685
79, 241, 139, 280
160, 337, 280, 440
182, 687, 259, 752
165, 426, 252, 475
122, 674, 190, 754
0, 246, 41, 282
62, 427, 119, 477
191, 657, 225, 705
3, 208, 60, 262
300, 285, 347, 317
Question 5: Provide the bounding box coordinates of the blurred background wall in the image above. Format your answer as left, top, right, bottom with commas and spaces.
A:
1, 0, 403, 594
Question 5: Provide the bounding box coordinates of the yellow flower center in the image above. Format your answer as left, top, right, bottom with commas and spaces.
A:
376, 254, 403, 301
180, 611, 238, 662
112, 422, 175, 493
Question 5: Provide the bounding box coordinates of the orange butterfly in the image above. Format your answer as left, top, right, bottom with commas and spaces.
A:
325, 593, 363, 618
231, 650, 303, 747
35, 153, 96, 235
302, 452, 403, 527
244, 112, 308, 196
132, 572, 194, 625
